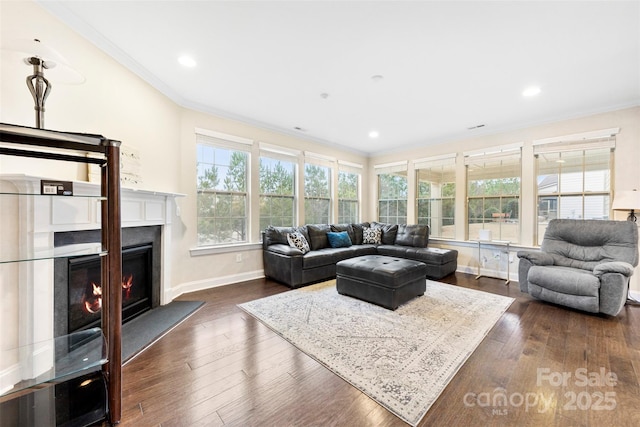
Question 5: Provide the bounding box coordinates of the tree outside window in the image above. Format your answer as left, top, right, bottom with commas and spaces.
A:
305, 163, 331, 224
259, 156, 295, 232
338, 171, 359, 223
378, 173, 407, 224
467, 157, 520, 243
196, 144, 248, 245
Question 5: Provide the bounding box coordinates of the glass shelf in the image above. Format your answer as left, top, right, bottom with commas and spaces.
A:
0, 192, 105, 199
0, 243, 105, 264
1, 328, 107, 397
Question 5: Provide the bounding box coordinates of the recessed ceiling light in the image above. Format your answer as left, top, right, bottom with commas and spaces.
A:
369, 130, 379, 138
522, 86, 541, 97
178, 55, 197, 68
320, 92, 329, 99
371, 75, 384, 83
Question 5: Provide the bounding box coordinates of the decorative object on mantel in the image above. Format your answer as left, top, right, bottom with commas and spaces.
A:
612, 189, 640, 222
88, 144, 142, 186
239, 280, 514, 426
120, 145, 142, 186
1, 38, 84, 129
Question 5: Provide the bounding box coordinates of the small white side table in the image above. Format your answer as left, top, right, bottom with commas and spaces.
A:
474, 239, 511, 285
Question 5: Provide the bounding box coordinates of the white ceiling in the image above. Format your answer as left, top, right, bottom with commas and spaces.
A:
39, 1, 640, 156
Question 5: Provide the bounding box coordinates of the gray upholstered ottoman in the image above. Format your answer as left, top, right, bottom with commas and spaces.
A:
336, 255, 427, 310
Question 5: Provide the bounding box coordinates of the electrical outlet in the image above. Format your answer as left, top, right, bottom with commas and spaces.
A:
235, 253, 242, 263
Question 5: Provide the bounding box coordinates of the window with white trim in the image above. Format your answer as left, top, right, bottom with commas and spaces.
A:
259, 155, 296, 230
337, 160, 361, 224
304, 154, 332, 224
196, 132, 251, 246
415, 155, 456, 239
466, 147, 521, 243
376, 161, 408, 224
534, 133, 615, 245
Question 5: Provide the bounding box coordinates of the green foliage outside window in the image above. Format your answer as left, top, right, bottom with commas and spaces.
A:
259, 157, 295, 232
338, 171, 359, 223
197, 146, 248, 245
305, 164, 331, 224
378, 173, 407, 224
467, 158, 521, 242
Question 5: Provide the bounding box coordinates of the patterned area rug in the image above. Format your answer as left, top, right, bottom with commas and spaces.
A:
238, 280, 514, 426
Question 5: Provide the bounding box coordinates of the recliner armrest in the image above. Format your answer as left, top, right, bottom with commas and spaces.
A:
517, 250, 554, 266
593, 261, 635, 277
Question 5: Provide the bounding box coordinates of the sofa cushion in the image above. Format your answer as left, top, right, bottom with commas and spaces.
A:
371, 222, 399, 245
327, 231, 352, 248
307, 224, 331, 250
351, 222, 370, 245
266, 243, 304, 256
395, 224, 429, 247
363, 226, 382, 244
330, 224, 355, 244
302, 247, 355, 269
264, 225, 309, 246
377, 245, 458, 265
528, 265, 600, 297
287, 231, 310, 254
541, 219, 639, 268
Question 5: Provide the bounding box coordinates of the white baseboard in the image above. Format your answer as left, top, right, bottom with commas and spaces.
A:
0, 363, 22, 395
629, 289, 640, 301
168, 269, 264, 301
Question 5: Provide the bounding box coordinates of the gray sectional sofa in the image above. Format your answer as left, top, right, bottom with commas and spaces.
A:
262, 222, 458, 288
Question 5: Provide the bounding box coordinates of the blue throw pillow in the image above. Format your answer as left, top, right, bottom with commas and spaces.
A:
326, 231, 352, 248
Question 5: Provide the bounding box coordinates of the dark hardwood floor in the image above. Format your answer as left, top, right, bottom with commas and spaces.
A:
117, 273, 640, 426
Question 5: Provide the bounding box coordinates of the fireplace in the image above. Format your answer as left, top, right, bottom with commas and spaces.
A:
54, 226, 161, 337
67, 244, 152, 333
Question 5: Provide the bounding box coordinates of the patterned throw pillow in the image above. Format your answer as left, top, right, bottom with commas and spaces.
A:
362, 226, 382, 245
287, 231, 310, 254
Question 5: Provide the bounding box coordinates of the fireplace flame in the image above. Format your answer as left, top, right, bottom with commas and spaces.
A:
122, 273, 134, 299
81, 274, 135, 314
84, 282, 102, 313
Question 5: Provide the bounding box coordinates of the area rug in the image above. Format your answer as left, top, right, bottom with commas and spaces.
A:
238, 280, 514, 426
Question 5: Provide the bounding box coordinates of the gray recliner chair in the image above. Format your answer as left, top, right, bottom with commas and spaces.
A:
517, 219, 639, 316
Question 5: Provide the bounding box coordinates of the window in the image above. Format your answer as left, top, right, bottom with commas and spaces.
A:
259, 156, 296, 230
337, 162, 361, 223
466, 147, 521, 243
376, 161, 408, 224
196, 133, 251, 246
304, 163, 331, 224
534, 135, 614, 244
415, 156, 456, 239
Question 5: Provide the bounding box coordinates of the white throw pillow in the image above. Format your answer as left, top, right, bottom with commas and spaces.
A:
287, 231, 310, 254
362, 227, 382, 245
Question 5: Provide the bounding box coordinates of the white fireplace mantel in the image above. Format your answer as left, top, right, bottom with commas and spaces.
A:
2, 174, 183, 302
0, 174, 183, 392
